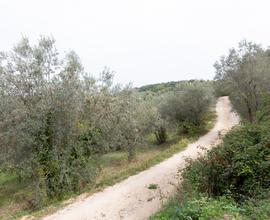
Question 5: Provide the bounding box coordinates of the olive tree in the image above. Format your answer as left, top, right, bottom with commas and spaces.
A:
157, 83, 212, 127
81, 70, 159, 160
214, 40, 270, 123
0, 37, 96, 205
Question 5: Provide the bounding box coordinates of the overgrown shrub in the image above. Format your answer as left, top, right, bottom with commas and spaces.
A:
182, 122, 270, 201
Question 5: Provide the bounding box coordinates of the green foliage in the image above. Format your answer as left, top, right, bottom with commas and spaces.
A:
0, 37, 93, 206
0, 36, 216, 217
150, 197, 242, 220
241, 195, 270, 220
152, 120, 270, 219
156, 82, 213, 130
0, 138, 192, 219
138, 80, 213, 95
138, 81, 185, 94
177, 122, 203, 136
151, 93, 270, 220
0, 37, 159, 207
214, 40, 270, 123
139, 80, 214, 145
182, 122, 270, 201
150, 195, 270, 220
81, 71, 161, 160
151, 40, 270, 220
151, 129, 270, 219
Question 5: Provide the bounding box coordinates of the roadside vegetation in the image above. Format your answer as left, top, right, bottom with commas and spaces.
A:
150, 40, 270, 220
0, 37, 214, 219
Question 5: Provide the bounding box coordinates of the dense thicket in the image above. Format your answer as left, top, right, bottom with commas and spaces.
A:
0, 37, 213, 207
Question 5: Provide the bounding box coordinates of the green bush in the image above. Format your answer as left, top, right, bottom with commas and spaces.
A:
151, 120, 270, 220
182, 122, 270, 201
150, 197, 242, 220
150, 194, 270, 220
241, 195, 270, 220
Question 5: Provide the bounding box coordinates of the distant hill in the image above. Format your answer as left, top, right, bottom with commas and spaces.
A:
137, 79, 210, 94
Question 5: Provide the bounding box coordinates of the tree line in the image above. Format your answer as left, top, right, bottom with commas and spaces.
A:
0, 37, 213, 207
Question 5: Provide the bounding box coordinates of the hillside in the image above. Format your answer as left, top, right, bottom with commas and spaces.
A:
137, 80, 212, 94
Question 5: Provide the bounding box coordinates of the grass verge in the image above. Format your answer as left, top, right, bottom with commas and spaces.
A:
150, 194, 270, 220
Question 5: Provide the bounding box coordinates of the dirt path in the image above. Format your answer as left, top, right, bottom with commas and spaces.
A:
43, 97, 239, 220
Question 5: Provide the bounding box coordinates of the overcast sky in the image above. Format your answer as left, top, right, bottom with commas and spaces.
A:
0, 0, 269, 86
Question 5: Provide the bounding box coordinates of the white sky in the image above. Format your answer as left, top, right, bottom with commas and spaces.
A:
0, 0, 270, 86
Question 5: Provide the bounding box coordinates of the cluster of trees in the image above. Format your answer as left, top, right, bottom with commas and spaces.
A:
0, 37, 213, 206
214, 40, 270, 123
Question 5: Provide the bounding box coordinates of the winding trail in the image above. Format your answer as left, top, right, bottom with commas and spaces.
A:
43, 97, 239, 220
